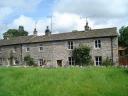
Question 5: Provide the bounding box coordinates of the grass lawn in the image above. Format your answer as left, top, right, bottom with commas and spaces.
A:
0, 67, 128, 96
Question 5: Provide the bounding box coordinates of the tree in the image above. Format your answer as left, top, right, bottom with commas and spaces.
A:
119, 26, 128, 47
72, 45, 92, 66
3, 26, 28, 38
24, 55, 35, 66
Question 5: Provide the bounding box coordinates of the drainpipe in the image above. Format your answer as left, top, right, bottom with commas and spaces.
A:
111, 37, 114, 64
20, 44, 23, 65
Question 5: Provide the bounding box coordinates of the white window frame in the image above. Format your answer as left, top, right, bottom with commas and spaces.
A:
68, 57, 75, 65
68, 41, 73, 49
95, 40, 101, 49
95, 56, 102, 66
26, 47, 30, 52
38, 59, 44, 66
39, 46, 43, 52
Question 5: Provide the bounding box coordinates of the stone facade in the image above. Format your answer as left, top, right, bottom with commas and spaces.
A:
0, 45, 22, 66
0, 27, 118, 67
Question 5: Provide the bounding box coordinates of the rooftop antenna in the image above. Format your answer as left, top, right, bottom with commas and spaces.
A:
86, 17, 88, 24
35, 21, 38, 29
47, 16, 53, 32
33, 21, 38, 35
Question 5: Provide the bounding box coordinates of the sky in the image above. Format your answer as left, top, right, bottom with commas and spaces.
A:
0, 0, 128, 38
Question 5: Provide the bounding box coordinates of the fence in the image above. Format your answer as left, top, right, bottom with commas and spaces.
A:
119, 56, 128, 66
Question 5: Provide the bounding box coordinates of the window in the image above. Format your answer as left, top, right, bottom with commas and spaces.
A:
68, 41, 73, 49
95, 40, 101, 48
95, 56, 102, 66
39, 44, 43, 52
39, 47, 43, 51
39, 45, 43, 51
39, 59, 44, 66
26, 47, 30, 52
68, 57, 75, 65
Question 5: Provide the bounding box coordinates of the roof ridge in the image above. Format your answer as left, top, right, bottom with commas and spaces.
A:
92, 27, 117, 31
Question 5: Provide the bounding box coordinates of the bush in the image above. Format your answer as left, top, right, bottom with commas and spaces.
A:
24, 55, 35, 66
72, 45, 92, 66
102, 57, 113, 66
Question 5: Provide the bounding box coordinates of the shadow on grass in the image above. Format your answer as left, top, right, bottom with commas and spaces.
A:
123, 68, 128, 74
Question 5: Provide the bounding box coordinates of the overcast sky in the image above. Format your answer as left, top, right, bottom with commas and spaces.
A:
0, 0, 128, 38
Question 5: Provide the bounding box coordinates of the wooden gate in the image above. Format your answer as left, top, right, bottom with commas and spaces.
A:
119, 56, 128, 66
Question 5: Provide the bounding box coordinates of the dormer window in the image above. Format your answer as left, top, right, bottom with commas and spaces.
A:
68, 41, 73, 49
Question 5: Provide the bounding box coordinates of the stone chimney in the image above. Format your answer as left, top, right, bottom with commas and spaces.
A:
45, 26, 51, 36
84, 18, 91, 31
33, 28, 37, 36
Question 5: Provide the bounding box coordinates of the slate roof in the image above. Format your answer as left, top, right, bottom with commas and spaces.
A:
0, 27, 118, 46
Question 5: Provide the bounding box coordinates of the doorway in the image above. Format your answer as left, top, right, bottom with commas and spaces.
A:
57, 60, 62, 67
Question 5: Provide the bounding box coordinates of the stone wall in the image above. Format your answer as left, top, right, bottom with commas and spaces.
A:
0, 36, 118, 66
0, 45, 22, 66
21, 37, 118, 66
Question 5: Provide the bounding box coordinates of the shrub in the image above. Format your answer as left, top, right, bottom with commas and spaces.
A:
102, 57, 113, 66
72, 45, 92, 66
24, 55, 35, 66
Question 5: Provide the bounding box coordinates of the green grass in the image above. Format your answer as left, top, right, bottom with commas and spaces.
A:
0, 67, 128, 96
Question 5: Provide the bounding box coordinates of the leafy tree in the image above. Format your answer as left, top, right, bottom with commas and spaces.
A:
119, 26, 128, 47
24, 55, 35, 66
3, 28, 28, 38
72, 45, 92, 66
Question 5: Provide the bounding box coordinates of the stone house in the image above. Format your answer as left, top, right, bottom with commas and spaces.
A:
0, 25, 118, 67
